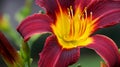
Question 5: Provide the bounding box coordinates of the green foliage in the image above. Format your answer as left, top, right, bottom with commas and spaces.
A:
20, 41, 31, 67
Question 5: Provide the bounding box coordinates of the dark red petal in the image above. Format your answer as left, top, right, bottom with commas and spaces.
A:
17, 13, 52, 41
75, 0, 97, 11
55, 47, 80, 67
0, 32, 23, 66
38, 35, 80, 67
36, 0, 75, 20
87, 1, 120, 29
86, 34, 120, 67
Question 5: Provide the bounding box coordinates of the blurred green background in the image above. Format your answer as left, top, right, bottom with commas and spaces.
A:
0, 0, 120, 67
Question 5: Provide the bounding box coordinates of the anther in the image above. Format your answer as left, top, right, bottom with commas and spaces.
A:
70, 6, 73, 17
90, 12, 92, 20
67, 8, 71, 17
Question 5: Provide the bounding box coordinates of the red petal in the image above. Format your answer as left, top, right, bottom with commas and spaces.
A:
55, 47, 80, 67
75, 0, 97, 10
36, 0, 75, 20
17, 13, 52, 41
87, 1, 120, 29
86, 34, 120, 67
38, 35, 80, 67
0, 32, 23, 66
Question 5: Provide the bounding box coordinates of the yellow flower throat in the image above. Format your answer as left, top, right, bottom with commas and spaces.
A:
51, 5, 96, 49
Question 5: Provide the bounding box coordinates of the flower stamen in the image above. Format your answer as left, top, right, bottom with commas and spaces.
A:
51, 5, 95, 49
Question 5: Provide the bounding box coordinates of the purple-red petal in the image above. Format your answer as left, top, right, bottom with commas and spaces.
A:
36, 0, 75, 20
38, 35, 80, 67
75, 0, 97, 11
87, 1, 120, 29
86, 34, 120, 67
55, 46, 80, 67
17, 13, 52, 41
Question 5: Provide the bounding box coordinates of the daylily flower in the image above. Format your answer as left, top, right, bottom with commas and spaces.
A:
17, 0, 120, 67
0, 31, 23, 67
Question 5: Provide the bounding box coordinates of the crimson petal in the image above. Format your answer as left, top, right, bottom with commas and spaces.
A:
36, 0, 75, 20
75, 0, 97, 11
87, 1, 120, 29
17, 13, 52, 41
86, 34, 120, 67
38, 35, 80, 67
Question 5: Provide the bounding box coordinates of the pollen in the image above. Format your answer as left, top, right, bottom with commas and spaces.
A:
51, 4, 96, 49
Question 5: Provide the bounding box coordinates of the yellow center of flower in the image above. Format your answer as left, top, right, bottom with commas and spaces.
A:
51, 4, 97, 49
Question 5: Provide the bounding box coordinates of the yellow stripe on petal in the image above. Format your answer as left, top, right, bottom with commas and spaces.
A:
51, 4, 96, 49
